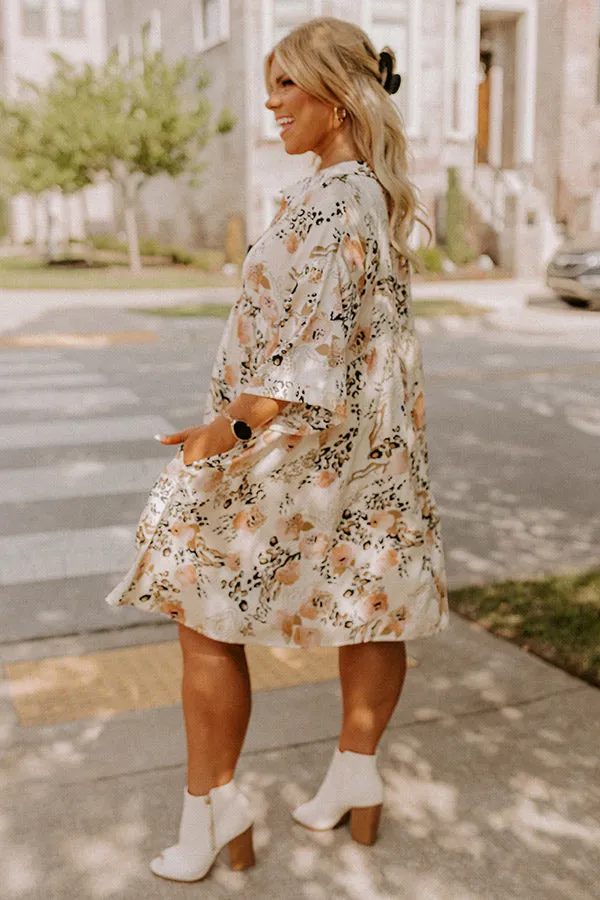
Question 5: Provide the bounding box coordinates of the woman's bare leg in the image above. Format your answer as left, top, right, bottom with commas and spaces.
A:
178, 623, 252, 796
338, 641, 407, 754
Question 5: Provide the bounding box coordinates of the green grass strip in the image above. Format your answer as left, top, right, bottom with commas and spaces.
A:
133, 298, 488, 320
451, 570, 600, 687
136, 303, 232, 319
412, 299, 488, 317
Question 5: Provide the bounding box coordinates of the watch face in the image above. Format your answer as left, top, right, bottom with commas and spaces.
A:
233, 420, 252, 441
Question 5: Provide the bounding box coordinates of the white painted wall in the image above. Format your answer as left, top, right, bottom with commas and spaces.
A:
3, 0, 107, 97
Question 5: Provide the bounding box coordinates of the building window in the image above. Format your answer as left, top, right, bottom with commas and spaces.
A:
362, 0, 423, 135
21, 0, 45, 37
596, 0, 600, 104
193, 0, 230, 51
367, 0, 408, 69
272, 0, 322, 46
451, 0, 466, 132
142, 10, 162, 52
262, 1, 322, 137
444, 0, 475, 138
364, 0, 409, 115
60, 0, 85, 39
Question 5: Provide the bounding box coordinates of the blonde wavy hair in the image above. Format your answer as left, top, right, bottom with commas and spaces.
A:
265, 16, 431, 273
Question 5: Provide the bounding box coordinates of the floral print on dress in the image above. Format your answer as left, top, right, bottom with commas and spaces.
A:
105, 160, 449, 646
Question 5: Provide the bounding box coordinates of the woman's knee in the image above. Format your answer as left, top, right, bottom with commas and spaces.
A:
178, 622, 245, 662
339, 640, 406, 667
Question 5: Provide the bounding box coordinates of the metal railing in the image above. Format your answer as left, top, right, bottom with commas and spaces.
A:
470, 163, 519, 231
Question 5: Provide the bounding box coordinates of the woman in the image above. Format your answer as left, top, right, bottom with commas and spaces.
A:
106, 16, 449, 884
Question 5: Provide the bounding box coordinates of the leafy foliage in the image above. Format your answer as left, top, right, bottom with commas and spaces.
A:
0, 36, 236, 270
445, 167, 477, 266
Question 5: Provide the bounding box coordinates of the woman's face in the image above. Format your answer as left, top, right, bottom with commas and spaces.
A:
265, 58, 336, 158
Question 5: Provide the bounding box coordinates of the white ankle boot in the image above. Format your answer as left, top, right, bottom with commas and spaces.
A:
292, 749, 384, 845
150, 780, 255, 882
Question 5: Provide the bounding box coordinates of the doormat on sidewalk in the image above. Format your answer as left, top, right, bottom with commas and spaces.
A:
3, 642, 340, 727
0, 331, 158, 348
4, 642, 419, 728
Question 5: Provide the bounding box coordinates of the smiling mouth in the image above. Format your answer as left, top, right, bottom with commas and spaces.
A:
277, 118, 295, 136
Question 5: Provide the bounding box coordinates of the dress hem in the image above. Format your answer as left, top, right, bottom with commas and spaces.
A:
106, 594, 450, 647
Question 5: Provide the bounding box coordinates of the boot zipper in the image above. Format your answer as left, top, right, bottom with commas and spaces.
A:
205, 794, 216, 852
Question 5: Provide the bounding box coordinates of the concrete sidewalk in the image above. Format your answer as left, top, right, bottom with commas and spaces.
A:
0, 277, 548, 335
5, 276, 600, 342
1, 614, 599, 899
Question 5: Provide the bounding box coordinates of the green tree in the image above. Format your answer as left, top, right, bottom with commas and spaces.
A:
77, 39, 234, 272
0, 37, 235, 272
0, 72, 99, 254
0, 94, 59, 251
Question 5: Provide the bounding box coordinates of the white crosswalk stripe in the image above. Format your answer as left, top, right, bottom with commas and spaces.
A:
0, 415, 172, 449
0, 457, 166, 503
0, 346, 178, 638
0, 361, 85, 375
0, 351, 65, 363
0, 372, 107, 390
0, 387, 139, 412
0, 525, 136, 585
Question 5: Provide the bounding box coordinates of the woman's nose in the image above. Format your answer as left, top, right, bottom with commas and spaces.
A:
265, 93, 280, 110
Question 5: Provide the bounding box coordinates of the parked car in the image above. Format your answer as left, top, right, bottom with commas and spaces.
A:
546, 233, 600, 310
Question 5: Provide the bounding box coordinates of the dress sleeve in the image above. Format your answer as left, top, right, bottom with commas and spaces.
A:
243, 182, 368, 434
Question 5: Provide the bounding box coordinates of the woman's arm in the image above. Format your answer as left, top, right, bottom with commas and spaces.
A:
158, 394, 290, 463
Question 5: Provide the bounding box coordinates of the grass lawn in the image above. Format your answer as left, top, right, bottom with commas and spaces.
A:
134, 297, 487, 319
451, 570, 600, 688
412, 299, 488, 317
136, 303, 233, 319
0, 257, 240, 291
0, 259, 490, 314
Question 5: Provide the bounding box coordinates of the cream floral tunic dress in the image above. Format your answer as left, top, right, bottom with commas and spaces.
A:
106, 160, 449, 646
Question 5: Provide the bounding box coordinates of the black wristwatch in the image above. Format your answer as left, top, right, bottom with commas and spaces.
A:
221, 408, 253, 442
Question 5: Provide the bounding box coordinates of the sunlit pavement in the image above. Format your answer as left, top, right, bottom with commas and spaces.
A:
0, 284, 599, 897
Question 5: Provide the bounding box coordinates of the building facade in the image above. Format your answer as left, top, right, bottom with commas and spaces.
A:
7, 1, 600, 272
0, 0, 112, 243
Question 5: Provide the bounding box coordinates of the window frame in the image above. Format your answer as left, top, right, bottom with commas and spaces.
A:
361, 0, 422, 139
59, 0, 85, 40
596, 0, 600, 105
21, 0, 46, 38
193, 0, 231, 52
261, 0, 324, 140
443, 0, 478, 141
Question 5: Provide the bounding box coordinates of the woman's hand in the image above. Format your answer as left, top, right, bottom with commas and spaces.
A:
156, 419, 236, 464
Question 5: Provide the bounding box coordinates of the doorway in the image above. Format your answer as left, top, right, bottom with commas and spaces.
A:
477, 50, 492, 165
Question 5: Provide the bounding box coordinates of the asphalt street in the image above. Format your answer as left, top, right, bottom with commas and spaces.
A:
0, 295, 598, 643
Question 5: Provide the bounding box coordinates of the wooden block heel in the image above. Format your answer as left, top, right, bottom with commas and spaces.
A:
228, 824, 256, 871
350, 804, 382, 845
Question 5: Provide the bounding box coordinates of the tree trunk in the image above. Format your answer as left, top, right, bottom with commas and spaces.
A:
62, 192, 72, 254
80, 190, 93, 264
123, 201, 141, 273
33, 195, 44, 253
122, 178, 142, 274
